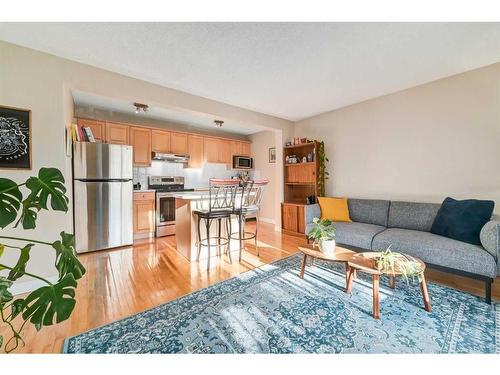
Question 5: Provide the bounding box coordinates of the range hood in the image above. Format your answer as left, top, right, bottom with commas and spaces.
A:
151, 152, 190, 163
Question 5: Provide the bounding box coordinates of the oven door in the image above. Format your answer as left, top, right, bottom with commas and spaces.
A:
156, 194, 176, 236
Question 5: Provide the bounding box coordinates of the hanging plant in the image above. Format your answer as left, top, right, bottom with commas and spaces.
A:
315, 140, 329, 197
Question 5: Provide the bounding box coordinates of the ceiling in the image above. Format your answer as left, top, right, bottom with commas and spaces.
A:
1, 23, 500, 121
72, 90, 265, 135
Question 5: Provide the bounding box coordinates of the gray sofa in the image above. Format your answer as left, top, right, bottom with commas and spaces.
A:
305, 198, 500, 303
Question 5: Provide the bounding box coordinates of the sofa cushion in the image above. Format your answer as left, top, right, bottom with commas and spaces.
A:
372, 228, 497, 278
388, 201, 440, 232
348, 199, 390, 227
331, 222, 386, 250
430, 197, 495, 245
318, 197, 352, 222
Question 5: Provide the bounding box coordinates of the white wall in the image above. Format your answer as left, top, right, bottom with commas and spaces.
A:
294, 63, 500, 213
249, 131, 278, 224
0, 40, 293, 293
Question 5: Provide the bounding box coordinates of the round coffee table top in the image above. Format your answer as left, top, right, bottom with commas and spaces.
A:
298, 245, 355, 263
348, 251, 426, 276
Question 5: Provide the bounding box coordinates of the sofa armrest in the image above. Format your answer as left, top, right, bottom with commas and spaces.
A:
480, 220, 500, 260
305, 203, 321, 225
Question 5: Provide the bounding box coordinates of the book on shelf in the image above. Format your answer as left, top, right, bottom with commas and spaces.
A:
71, 123, 96, 142
83, 127, 96, 142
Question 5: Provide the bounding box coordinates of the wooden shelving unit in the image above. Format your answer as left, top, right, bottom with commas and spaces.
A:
281, 141, 321, 237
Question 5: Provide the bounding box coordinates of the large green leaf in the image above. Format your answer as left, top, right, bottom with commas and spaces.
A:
21, 273, 77, 326
25, 168, 68, 213
0, 178, 22, 229
16, 198, 41, 230
52, 232, 86, 280
7, 244, 33, 281
0, 277, 14, 306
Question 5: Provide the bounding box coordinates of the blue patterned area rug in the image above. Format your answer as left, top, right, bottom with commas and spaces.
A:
63, 254, 499, 353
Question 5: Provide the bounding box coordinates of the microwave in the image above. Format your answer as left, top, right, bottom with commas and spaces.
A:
233, 155, 253, 169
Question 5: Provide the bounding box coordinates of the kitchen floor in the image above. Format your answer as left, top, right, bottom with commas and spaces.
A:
2, 221, 499, 353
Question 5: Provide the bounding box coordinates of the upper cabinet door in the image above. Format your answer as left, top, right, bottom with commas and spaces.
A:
204, 137, 219, 163
77, 118, 105, 141
170, 132, 188, 154
219, 139, 232, 165
106, 122, 130, 145
230, 140, 242, 156
130, 127, 152, 167
241, 142, 251, 156
151, 129, 170, 153
188, 135, 204, 168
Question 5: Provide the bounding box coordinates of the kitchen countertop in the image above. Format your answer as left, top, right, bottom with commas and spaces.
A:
133, 189, 156, 193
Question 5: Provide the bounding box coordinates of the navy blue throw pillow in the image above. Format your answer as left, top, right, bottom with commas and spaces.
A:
431, 197, 494, 245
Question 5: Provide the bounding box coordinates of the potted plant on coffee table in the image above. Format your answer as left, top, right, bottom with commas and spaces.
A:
307, 217, 336, 255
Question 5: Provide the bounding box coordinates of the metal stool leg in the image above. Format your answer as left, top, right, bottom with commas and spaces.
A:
255, 214, 260, 257
225, 217, 232, 263
205, 218, 211, 271
217, 218, 222, 256
196, 215, 202, 261
238, 214, 244, 262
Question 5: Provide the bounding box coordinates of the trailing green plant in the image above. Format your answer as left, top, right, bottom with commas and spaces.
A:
0, 167, 85, 353
376, 246, 422, 283
307, 217, 335, 248
315, 140, 329, 197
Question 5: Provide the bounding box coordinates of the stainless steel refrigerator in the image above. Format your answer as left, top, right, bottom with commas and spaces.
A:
73, 142, 133, 253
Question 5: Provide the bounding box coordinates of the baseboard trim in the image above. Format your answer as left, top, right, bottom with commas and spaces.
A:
259, 217, 275, 225
10, 276, 59, 296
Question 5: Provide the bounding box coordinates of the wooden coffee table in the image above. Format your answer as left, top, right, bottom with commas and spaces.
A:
298, 246, 356, 290
347, 252, 431, 319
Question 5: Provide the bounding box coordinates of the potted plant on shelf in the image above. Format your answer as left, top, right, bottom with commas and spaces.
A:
307, 217, 336, 255
375, 246, 423, 282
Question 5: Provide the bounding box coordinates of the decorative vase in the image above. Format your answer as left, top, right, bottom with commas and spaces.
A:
319, 239, 336, 255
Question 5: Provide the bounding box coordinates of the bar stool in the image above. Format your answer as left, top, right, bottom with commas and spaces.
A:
231, 179, 269, 261
194, 178, 239, 271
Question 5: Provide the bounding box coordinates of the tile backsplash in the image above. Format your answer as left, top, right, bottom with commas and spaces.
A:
133, 161, 235, 189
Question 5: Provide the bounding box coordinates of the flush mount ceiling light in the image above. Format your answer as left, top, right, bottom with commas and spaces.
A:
133, 102, 149, 114
214, 120, 224, 128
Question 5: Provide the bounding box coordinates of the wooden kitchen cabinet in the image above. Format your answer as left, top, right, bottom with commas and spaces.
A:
219, 139, 232, 165
188, 135, 204, 168
130, 127, 152, 166
204, 137, 219, 163
133, 192, 155, 236
170, 132, 188, 154
151, 129, 170, 153
230, 140, 242, 156
241, 142, 251, 156
281, 203, 306, 235
77, 118, 105, 141
105, 122, 130, 145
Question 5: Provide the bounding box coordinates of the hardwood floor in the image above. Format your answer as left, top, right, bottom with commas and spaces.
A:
1, 221, 499, 353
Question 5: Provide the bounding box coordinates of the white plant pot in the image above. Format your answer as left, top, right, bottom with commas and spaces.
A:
319, 239, 336, 255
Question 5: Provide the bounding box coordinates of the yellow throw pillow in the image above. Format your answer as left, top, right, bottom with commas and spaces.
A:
318, 197, 352, 222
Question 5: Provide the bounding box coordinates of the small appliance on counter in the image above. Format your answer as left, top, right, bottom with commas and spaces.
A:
148, 176, 194, 237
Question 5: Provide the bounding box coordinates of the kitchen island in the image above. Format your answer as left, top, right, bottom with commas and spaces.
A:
174, 192, 243, 261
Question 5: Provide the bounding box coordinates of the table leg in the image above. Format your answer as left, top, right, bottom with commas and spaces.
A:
373, 274, 380, 319
389, 275, 396, 289
346, 267, 355, 294
419, 273, 432, 312
300, 254, 307, 278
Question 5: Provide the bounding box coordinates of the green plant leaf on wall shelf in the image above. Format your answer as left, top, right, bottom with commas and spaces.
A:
25, 168, 68, 213
16, 198, 42, 230
0, 178, 23, 229
7, 244, 33, 281
52, 232, 86, 280
21, 273, 77, 326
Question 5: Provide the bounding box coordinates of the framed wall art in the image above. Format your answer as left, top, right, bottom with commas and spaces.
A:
0, 105, 32, 169
269, 147, 276, 163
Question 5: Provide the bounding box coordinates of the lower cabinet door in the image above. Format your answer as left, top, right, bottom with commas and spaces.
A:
133, 200, 155, 234
282, 204, 298, 232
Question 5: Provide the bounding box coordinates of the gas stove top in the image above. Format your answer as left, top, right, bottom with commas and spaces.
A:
148, 176, 194, 193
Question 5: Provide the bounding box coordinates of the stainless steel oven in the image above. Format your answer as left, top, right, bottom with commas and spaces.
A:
148, 176, 193, 237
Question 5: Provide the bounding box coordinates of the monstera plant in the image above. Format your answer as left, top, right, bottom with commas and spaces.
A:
0, 168, 85, 353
